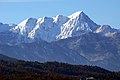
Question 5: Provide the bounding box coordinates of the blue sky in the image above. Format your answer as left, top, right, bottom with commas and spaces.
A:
0, 0, 120, 28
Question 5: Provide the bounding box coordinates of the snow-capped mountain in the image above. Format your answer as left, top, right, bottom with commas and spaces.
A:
10, 15, 69, 42
10, 18, 37, 43
1, 11, 119, 43
0, 11, 120, 71
11, 18, 37, 35
57, 11, 99, 39
9, 11, 101, 43
95, 25, 118, 37
28, 16, 69, 42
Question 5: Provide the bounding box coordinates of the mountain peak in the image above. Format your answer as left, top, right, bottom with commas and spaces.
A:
68, 11, 84, 18
54, 15, 64, 18
57, 11, 99, 39
10, 17, 37, 35
100, 25, 111, 29
17, 18, 37, 27
53, 15, 69, 25
95, 25, 118, 37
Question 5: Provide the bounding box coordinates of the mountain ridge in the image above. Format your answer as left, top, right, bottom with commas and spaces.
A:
1, 11, 118, 43
0, 11, 120, 71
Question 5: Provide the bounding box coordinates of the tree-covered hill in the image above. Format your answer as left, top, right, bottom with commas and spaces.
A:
0, 60, 120, 80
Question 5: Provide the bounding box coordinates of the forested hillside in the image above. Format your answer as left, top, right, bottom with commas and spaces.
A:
0, 60, 120, 80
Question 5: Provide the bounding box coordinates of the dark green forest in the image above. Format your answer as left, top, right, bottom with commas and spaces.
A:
0, 60, 120, 80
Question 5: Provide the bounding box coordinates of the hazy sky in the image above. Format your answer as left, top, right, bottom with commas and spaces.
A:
0, 0, 120, 28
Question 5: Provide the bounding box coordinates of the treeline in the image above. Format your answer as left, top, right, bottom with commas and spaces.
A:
0, 60, 120, 80
0, 74, 80, 80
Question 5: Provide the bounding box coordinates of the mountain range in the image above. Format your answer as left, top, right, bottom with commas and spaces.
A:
0, 11, 120, 71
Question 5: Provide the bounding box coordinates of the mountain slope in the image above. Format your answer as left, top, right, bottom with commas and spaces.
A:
0, 54, 16, 61
54, 32, 120, 71
0, 41, 89, 65
0, 23, 15, 32
95, 25, 118, 37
